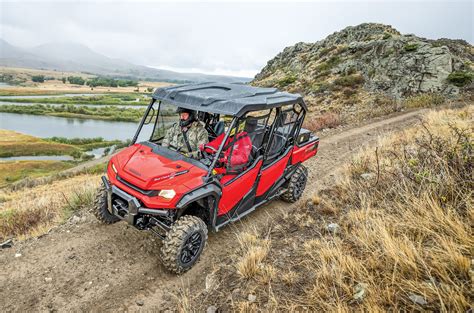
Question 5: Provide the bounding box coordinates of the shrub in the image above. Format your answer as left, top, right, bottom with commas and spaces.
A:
67, 76, 85, 85
333, 74, 365, 88
447, 71, 473, 87
310, 82, 331, 94
404, 93, 445, 108
404, 43, 419, 52
277, 74, 297, 87
31, 75, 45, 83
303, 112, 341, 131
382, 32, 392, 40
315, 56, 341, 72
342, 87, 357, 98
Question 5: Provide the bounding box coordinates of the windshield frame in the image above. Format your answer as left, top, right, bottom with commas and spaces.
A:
131, 98, 239, 174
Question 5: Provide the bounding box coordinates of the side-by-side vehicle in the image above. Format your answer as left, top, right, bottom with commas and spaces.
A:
94, 82, 319, 273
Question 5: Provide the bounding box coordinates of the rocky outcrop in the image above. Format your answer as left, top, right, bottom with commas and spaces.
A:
253, 23, 473, 107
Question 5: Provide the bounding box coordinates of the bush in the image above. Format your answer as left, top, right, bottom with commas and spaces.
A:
67, 76, 85, 85
31, 75, 45, 83
303, 112, 341, 131
333, 74, 365, 88
86, 77, 138, 88
404, 93, 445, 108
277, 75, 297, 87
404, 43, 419, 52
315, 56, 341, 72
447, 71, 473, 87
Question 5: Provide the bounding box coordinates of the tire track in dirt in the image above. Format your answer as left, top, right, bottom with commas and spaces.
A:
0, 109, 426, 312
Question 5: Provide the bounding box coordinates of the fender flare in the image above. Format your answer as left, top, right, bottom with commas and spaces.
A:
176, 183, 222, 229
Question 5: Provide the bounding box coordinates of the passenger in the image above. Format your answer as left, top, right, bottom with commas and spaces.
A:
200, 119, 256, 174
162, 107, 208, 159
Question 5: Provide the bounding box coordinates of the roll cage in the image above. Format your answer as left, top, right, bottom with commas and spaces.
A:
130, 83, 307, 181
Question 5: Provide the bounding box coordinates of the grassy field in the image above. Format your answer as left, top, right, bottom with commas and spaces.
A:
0, 66, 171, 95
0, 103, 145, 122
0, 129, 79, 157
0, 93, 150, 106
0, 130, 122, 186
0, 161, 74, 188
181, 106, 473, 311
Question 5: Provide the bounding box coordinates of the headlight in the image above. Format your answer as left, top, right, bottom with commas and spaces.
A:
158, 189, 176, 199
111, 162, 118, 174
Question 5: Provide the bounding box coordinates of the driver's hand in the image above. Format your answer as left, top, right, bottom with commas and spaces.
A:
199, 144, 204, 151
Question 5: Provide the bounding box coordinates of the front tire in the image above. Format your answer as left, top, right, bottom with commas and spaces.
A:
160, 215, 208, 274
92, 183, 120, 224
281, 164, 308, 203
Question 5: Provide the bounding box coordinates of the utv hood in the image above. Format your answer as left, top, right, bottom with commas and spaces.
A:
113, 143, 206, 191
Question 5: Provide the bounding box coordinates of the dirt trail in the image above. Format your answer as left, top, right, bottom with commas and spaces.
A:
0, 109, 426, 311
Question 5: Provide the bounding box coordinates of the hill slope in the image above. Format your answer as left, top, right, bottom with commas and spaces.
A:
253, 23, 473, 126
0, 40, 250, 83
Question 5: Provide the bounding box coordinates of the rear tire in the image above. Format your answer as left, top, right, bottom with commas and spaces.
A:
160, 215, 208, 274
93, 183, 120, 224
281, 164, 308, 203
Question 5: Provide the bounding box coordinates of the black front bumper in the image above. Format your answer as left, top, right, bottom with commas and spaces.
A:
101, 176, 170, 226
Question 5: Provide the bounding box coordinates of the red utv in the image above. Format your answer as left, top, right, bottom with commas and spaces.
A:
94, 83, 319, 274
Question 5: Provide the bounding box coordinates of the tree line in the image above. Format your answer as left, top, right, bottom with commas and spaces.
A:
32, 75, 138, 87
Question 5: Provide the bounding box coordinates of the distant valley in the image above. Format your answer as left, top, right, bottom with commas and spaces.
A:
0, 39, 251, 84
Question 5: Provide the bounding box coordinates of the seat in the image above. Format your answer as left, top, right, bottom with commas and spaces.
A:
213, 121, 225, 136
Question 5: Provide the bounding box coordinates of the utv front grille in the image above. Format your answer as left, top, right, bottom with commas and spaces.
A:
116, 175, 159, 197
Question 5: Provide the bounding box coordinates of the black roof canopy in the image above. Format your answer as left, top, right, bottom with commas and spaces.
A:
152, 82, 305, 117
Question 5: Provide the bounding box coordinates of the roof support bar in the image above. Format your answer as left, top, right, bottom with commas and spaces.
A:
131, 98, 156, 145
205, 117, 238, 180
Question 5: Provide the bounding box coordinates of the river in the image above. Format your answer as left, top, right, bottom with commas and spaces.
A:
0, 112, 157, 141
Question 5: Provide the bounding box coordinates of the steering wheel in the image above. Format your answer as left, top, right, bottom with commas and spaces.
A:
200, 144, 225, 166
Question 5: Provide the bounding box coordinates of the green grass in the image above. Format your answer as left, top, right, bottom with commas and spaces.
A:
0, 129, 80, 157
277, 74, 298, 87
333, 74, 365, 88
0, 103, 145, 122
404, 43, 419, 52
45, 136, 122, 150
0, 161, 74, 187
0, 93, 150, 106
447, 71, 473, 87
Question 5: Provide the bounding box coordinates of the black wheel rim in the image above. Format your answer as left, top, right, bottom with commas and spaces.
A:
180, 232, 203, 265
294, 173, 306, 198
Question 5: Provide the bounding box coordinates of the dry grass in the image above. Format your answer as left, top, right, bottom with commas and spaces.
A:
179, 106, 473, 311
0, 66, 171, 94
0, 161, 73, 187
303, 112, 342, 131
0, 129, 78, 157
0, 174, 100, 240
236, 231, 272, 280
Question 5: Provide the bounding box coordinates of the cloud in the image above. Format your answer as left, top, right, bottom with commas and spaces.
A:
1, 1, 472, 76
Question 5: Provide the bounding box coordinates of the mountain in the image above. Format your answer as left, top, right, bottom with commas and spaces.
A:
0, 40, 250, 83
252, 23, 473, 126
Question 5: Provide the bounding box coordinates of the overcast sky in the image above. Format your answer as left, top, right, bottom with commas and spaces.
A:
1, 0, 472, 77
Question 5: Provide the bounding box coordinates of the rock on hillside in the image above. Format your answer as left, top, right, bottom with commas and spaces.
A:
253, 23, 473, 126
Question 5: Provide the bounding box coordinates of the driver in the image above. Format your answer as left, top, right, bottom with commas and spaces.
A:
162, 107, 208, 159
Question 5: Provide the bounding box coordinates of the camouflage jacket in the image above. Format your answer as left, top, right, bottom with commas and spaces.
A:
162, 121, 208, 159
